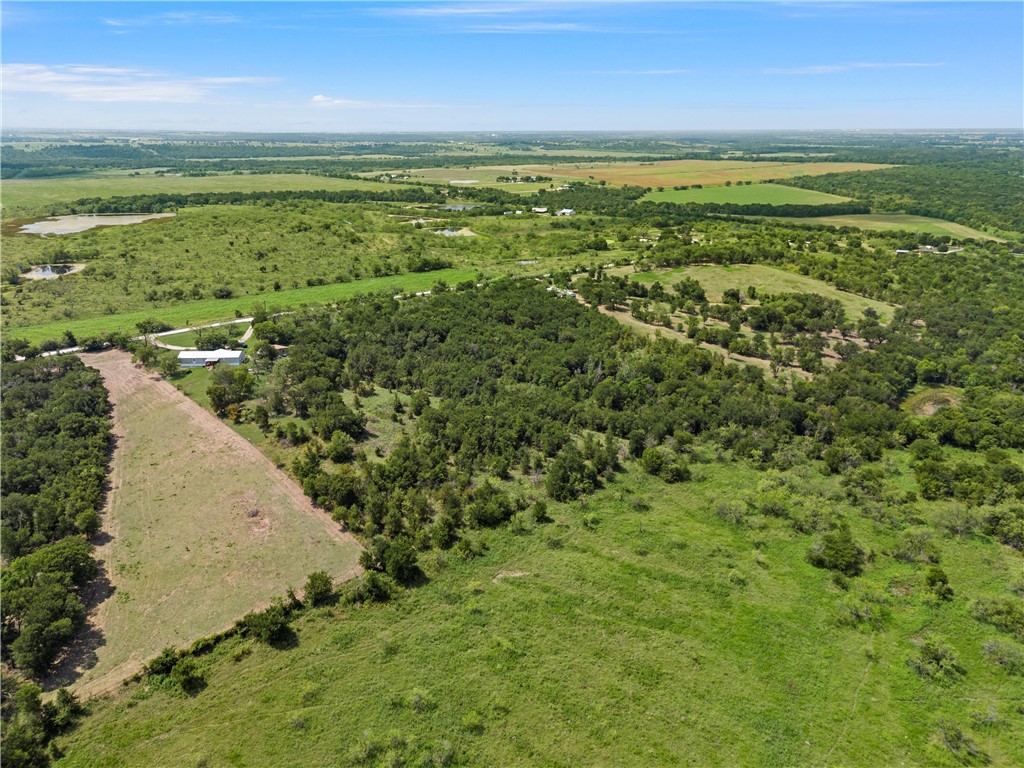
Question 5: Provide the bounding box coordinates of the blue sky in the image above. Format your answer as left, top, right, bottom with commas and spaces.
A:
3, 1, 1021, 131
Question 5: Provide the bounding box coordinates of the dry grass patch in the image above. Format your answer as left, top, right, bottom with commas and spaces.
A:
60, 351, 361, 698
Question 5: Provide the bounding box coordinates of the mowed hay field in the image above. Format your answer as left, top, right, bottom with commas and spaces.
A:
629, 263, 897, 321
54, 464, 1024, 767
391, 166, 580, 194
1, 172, 406, 217
62, 351, 361, 698
526, 159, 892, 188
643, 183, 850, 205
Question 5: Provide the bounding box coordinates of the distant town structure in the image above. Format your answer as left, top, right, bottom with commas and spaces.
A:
177, 349, 246, 368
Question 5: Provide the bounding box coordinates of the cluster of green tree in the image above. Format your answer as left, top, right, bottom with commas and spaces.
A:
65, 187, 446, 214
644, 200, 872, 218
1, 357, 112, 557
1, 677, 84, 768
778, 159, 1024, 234
1, 357, 111, 683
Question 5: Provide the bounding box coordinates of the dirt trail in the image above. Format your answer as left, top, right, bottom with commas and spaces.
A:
59, 351, 361, 699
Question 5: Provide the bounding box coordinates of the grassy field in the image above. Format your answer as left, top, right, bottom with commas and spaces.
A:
524, 160, 892, 189
58, 351, 362, 699
901, 387, 965, 416
54, 461, 1024, 766
643, 183, 851, 205
627, 263, 897, 321
157, 321, 251, 349
760, 213, 1004, 241
386, 166, 580, 195
9, 268, 475, 346
1, 172, 406, 217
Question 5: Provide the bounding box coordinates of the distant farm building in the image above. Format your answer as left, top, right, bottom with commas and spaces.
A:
531, 207, 548, 213
177, 349, 246, 368
555, 208, 575, 216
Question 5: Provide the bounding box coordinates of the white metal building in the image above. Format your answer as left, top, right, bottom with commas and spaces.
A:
177, 349, 246, 368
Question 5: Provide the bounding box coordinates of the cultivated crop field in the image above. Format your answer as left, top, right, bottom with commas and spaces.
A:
61, 351, 362, 698
1, 172, 406, 217
526, 159, 892, 188
643, 183, 851, 205
54, 463, 1024, 766
383, 165, 580, 194
628, 263, 897, 321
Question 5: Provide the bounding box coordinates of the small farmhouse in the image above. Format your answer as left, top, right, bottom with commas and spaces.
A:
177, 349, 247, 368
555, 208, 575, 216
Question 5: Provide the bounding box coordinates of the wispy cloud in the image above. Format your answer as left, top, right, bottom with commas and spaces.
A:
2, 64, 276, 103
763, 61, 944, 75
377, 3, 533, 17
466, 22, 600, 33
311, 94, 441, 109
597, 68, 690, 75
102, 11, 243, 28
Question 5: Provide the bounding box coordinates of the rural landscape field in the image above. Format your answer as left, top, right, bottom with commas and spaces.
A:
2, 1, 1023, 767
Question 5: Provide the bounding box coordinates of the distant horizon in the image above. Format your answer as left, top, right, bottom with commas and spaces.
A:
3, 1, 1021, 132
4, 127, 1022, 136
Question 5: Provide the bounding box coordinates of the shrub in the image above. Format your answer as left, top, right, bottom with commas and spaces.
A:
926, 566, 954, 601
347, 571, 396, 605
935, 719, 990, 766
908, 637, 966, 683
303, 571, 334, 607
170, 657, 206, 695
971, 597, 1024, 641
981, 639, 1024, 675
807, 522, 865, 577
836, 591, 891, 631
239, 602, 290, 644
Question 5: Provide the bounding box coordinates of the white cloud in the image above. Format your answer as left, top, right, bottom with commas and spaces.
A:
2, 64, 276, 103
762, 62, 944, 75
377, 3, 534, 16
311, 94, 441, 109
102, 11, 243, 28
467, 22, 598, 32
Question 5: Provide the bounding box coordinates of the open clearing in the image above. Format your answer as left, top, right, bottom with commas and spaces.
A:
628, 263, 897, 321
1, 172, 408, 217
524, 159, 892, 188
7, 267, 475, 346
643, 183, 851, 206
756, 213, 1005, 241
55, 464, 1024, 767
901, 386, 964, 416
60, 351, 361, 698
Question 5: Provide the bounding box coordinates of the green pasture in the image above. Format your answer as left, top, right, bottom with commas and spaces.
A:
55, 463, 1024, 766
629, 263, 897, 321
643, 183, 851, 205
8, 268, 475, 346
760, 214, 1004, 241
155, 321, 251, 348
1, 172, 405, 217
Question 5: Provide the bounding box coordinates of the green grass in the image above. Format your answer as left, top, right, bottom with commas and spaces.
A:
0, 171, 407, 217
628, 263, 897, 321
9, 268, 476, 346
901, 386, 965, 416
643, 183, 850, 206
760, 214, 1004, 241
156, 321, 251, 349
55, 462, 1024, 766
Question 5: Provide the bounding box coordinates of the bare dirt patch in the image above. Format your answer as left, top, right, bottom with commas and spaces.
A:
61, 350, 362, 698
